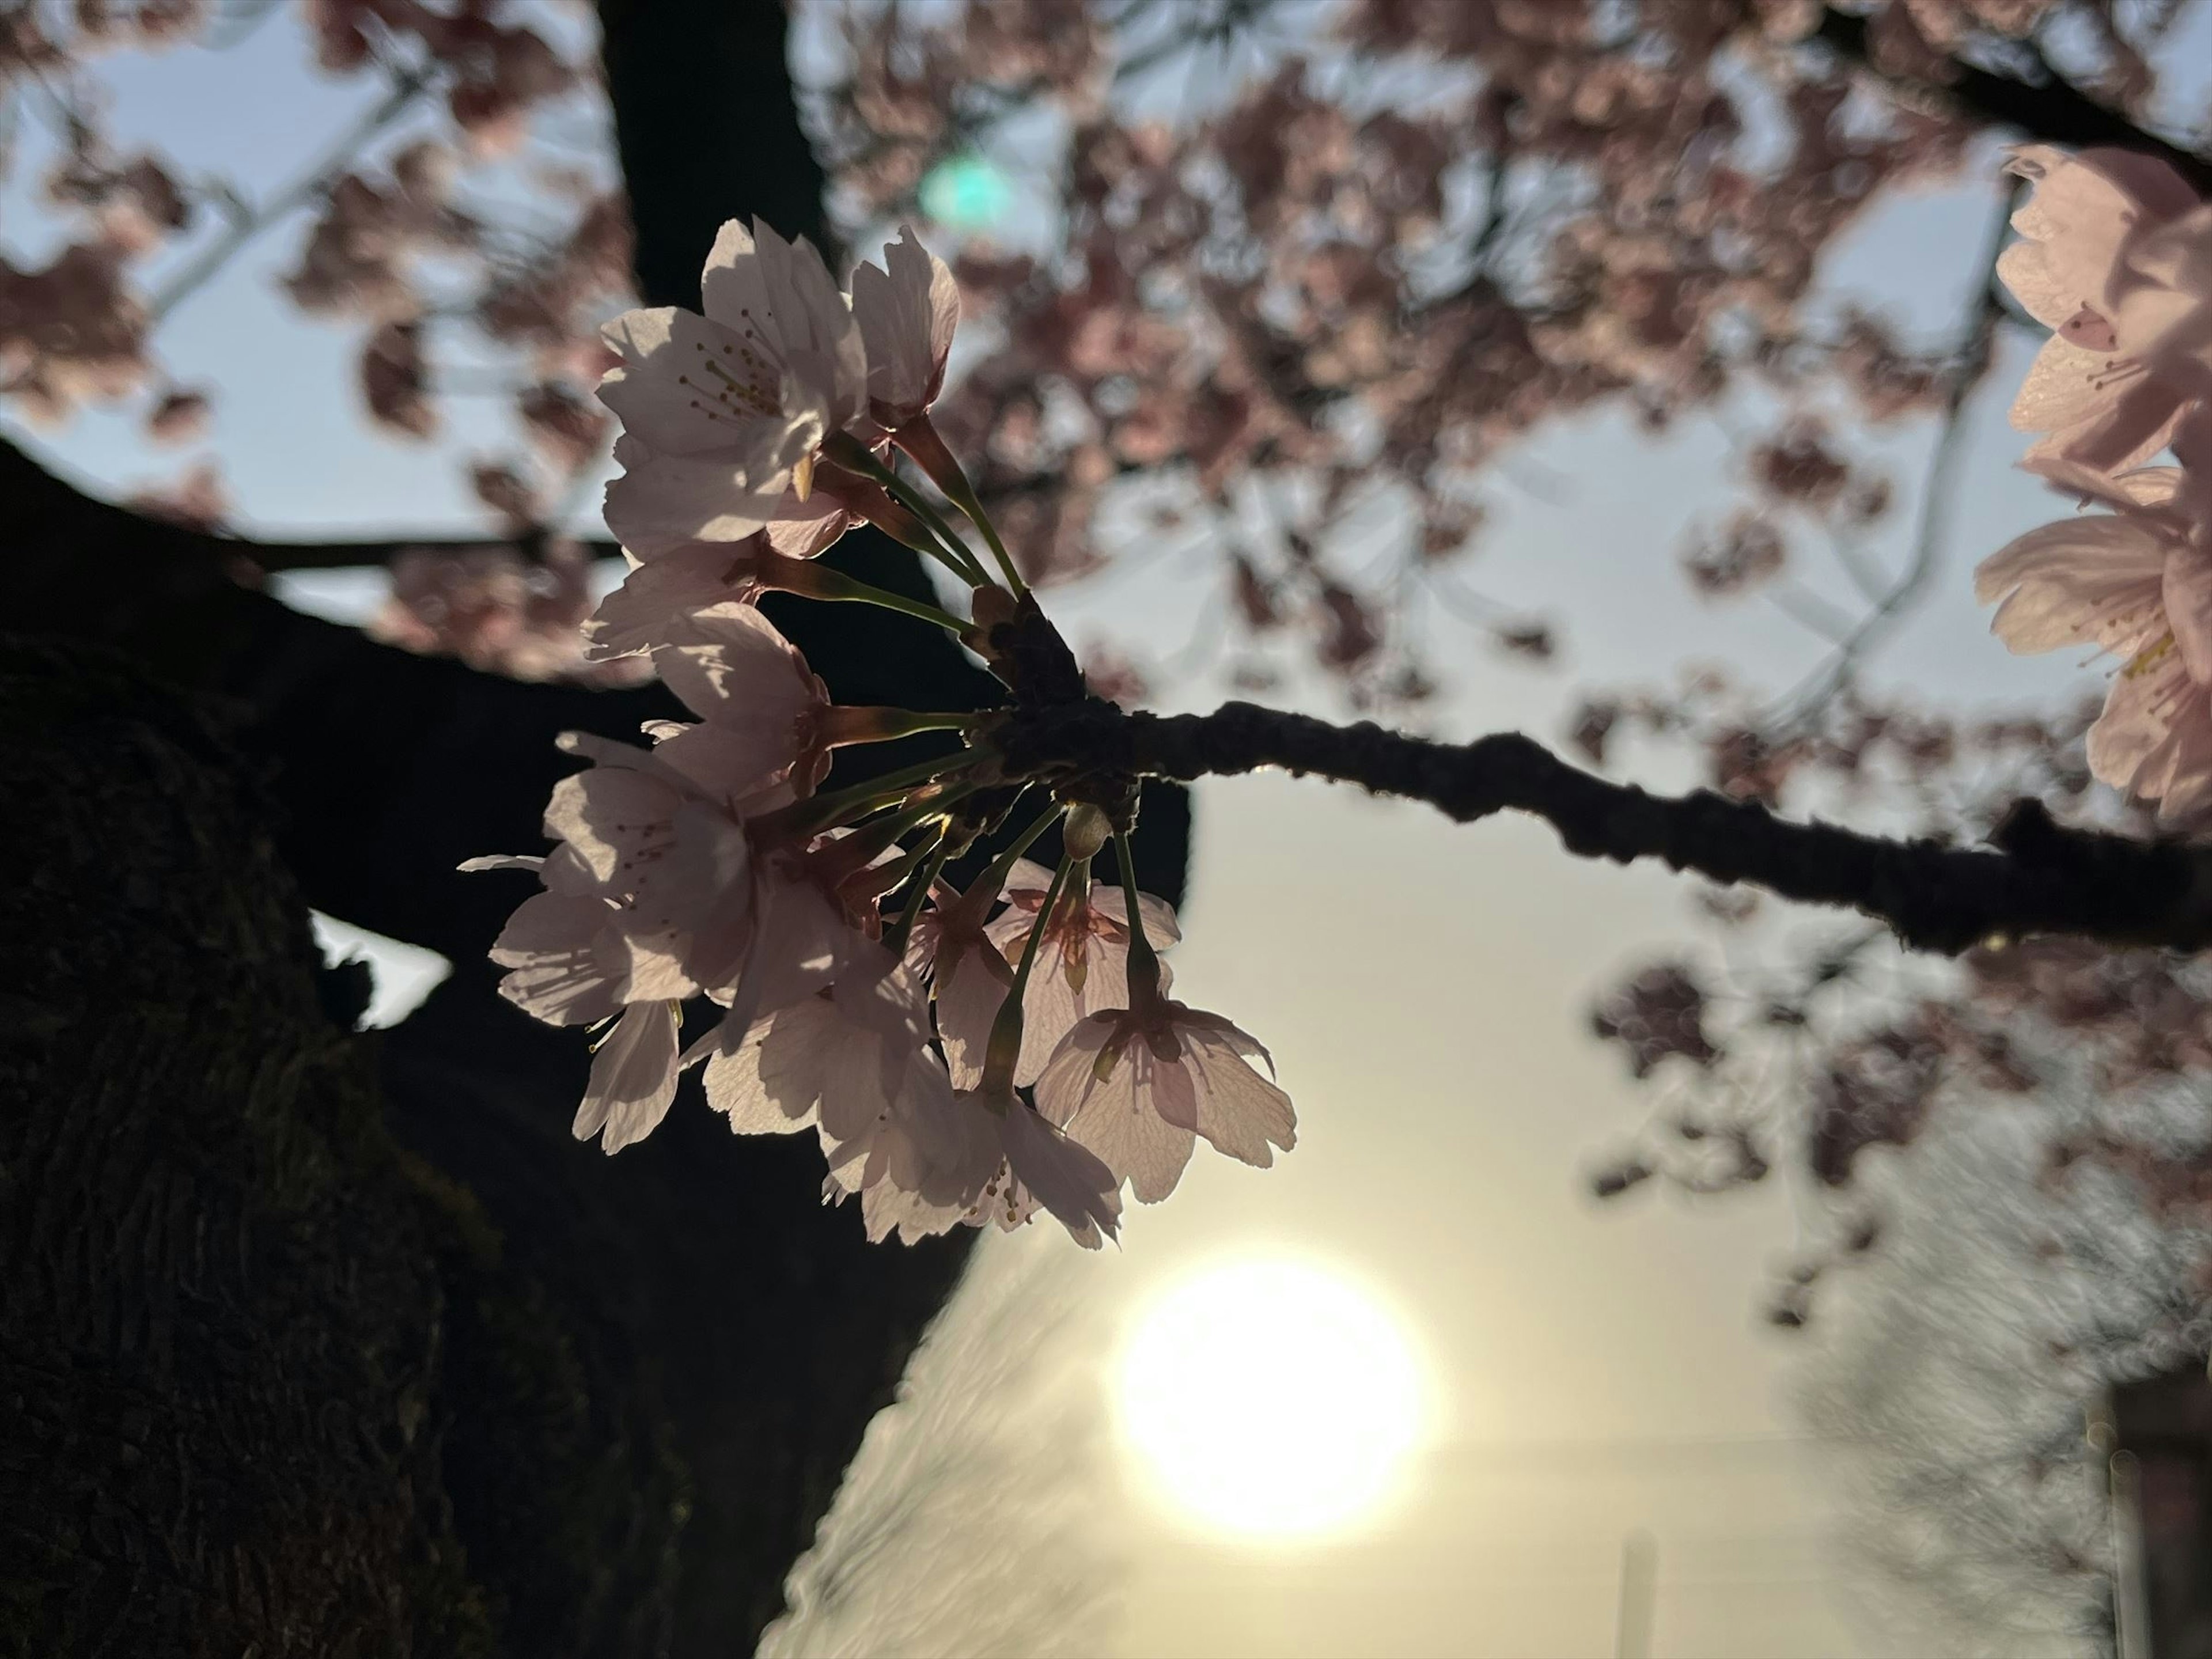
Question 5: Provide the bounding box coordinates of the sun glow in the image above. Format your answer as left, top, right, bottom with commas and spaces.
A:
1116, 1257, 1428, 1541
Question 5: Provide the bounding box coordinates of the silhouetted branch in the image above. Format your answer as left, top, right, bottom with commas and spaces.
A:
1813, 7, 2212, 190
997, 698, 2212, 956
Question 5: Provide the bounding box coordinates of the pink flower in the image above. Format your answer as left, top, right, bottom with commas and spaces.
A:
1035, 998, 1296, 1203
585, 540, 778, 661
485, 728, 778, 1003
831, 1082, 1123, 1249
566, 745, 753, 984
573, 999, 683, 1153
374, 540, 650, 687
849, 225, 959, 431
942, 858, 1181, 1085
478, 862, 643, 1027
914, 869, 1020, 1084
1976, 467, 2212, 819
698, 931, 1123, 1248
584, 535, 853, 661
1999, 146, 2212, 478
649, 601, 837, 801
598, 218, 865, 553
701, 950, 933, 1151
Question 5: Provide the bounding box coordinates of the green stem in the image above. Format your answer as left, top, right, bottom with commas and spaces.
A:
894, 417, 1029, 596
893, 484, 990, 587
885, 836, 953, 958
961, 502, 1028, 598
984, 847, 1077, 1091
972, 799, 1062, 897
1006, 852, 1074, 1002
1113, 830, 1163, 1007
836, 445, 992, 586
803, 562, 971, 631
781, 747, 987, 836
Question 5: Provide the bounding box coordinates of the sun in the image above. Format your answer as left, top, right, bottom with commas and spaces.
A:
1115, 1257, 1428, 1542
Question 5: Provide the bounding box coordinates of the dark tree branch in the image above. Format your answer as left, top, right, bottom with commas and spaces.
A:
1813, 6, 2212, 191
997, 699, 2212, 957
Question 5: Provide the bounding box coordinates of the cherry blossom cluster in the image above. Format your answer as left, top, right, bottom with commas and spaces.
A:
468, 221, 1296, 1249
1976, 146, 2212, 821
0, 1, 619, 555
819, 0, 1993, 706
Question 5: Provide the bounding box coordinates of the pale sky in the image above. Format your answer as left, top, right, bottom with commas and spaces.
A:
6, 6, 2166, 1654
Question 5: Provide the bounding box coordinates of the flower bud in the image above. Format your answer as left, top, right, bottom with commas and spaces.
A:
1062, 802, 1111, 861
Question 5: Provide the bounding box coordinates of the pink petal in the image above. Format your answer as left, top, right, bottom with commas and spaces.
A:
2164, 550, 2212, 684
575, 1001, 683, 1153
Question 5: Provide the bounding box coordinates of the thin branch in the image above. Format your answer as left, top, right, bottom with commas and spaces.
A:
995, 698, 2212, 957
1764, 579, 1858, 643
147, 65, 435, 324
1812, 6, 2212, 192
1763, 184, 2017, 736
233, 533, 620, 573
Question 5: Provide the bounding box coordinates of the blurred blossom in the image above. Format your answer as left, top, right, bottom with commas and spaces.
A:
373, 541, 650, 687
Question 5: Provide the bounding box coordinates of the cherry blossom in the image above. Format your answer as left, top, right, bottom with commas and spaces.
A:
1035, 994, 1296, 1204
597, 218, 865, 554
850, 225, 959, 432
574, 1000, 684, 1153
649, 601, 838, 799
1999, 146, 2212, 479
373, 540, 653, 687
1976, 468, 2212, 820
474, 215, 1291, 1240
702, 951, 933, 1151
830, 1080, 1123, 1250
949, 858, 1182, 1085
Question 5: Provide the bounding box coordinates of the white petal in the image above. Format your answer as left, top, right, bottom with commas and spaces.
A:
1182, 1026, 1299, 1169
998, 1103, 1122, 1249
575, 1001, 683, 1153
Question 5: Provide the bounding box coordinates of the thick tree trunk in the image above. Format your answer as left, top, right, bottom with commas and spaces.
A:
0, 640, 680, 1657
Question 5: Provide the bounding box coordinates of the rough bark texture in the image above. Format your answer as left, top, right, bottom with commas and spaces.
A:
0, 640, 683, 1657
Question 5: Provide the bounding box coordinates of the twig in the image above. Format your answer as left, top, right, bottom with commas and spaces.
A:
147, 65, 435, 324
995, 698, 2212, 957
1762, 184, 2017, 736
1811, 6, 2212, 194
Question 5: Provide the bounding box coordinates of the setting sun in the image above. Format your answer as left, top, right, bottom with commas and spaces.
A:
1115, 1258, 1428, 1542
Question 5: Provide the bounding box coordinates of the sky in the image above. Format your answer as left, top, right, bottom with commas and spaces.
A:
6, 5, 2187, 1654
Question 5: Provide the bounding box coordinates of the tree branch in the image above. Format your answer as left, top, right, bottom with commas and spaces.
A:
1812, 7, 2212, 191
997, 699, 2212, 957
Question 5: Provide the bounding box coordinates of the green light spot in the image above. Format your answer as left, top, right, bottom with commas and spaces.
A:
920, 156, 1011, 231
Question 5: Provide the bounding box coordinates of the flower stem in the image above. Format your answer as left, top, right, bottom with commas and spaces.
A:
894, 416, 1029, 596
828, 438, 993, 586
1113, 830, 1163, 1008
985, 846, 1077, 1091
963, 504, 1028, 599
801, 562, 971, 631
974, 800, 1062, 896
777, 747, 988, 836
884, 835, 953, 958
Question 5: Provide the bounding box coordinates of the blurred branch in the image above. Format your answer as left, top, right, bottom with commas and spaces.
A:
1812, 6, 2212, 189
147, 63, 435, 324
998, 698, 2212, 956
234, 533, 620, 571
1763, 181, 2017, 736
